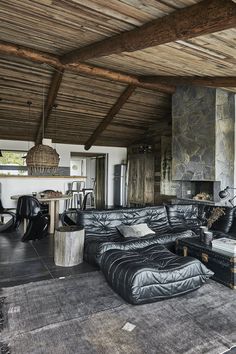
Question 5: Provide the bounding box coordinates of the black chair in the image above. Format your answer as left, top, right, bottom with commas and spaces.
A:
16, 196, 49, 242
0, 199, 16, 233
81, 191, 96, 210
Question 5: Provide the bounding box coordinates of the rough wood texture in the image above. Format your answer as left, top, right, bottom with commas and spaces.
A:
128, 152, 154, 205
35, 69, 64, 144
62, 0, 236, 63
0, 41, 174, 93
1, 1, 236, 147
141, 76, 236, 88
85, 85, 136, 150
54, 227, 85, 267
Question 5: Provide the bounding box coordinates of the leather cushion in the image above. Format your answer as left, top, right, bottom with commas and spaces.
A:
84, 230, 196, 266
77, 208, 148, 238
146, 206, 171, 234
166, 204, 201, 230
100, 244, 213, 304
204, 206, 235, 233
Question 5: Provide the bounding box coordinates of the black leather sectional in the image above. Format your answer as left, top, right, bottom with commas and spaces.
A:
62, 203, 235, 304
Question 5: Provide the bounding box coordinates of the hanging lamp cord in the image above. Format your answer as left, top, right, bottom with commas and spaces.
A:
27, 101, 32, 150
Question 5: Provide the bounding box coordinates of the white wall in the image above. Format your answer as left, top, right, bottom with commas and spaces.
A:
0, 140, 127, 207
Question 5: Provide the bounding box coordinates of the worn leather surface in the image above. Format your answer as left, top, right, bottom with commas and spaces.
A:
204, 206, 235, 233
75, 204, 236, 265
84, 230, 197, 266
166, 204, 202, 230
77, 207, 148, 238
100, 244, 213, 304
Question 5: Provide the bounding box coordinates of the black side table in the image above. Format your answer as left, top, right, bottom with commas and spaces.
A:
176, 237, 236, 290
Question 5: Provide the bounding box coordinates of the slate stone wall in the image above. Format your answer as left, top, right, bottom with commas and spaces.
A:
215, 89, 235, 189
172, 86, 216, 181
172, 86, 235, 190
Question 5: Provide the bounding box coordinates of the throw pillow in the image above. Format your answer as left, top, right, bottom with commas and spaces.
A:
117, 223, 155, 238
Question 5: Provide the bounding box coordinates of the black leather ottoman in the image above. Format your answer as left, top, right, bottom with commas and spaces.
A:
100, 244, 213, 305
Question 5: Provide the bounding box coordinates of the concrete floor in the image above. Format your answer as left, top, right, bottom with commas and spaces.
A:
0, 229, 98, 288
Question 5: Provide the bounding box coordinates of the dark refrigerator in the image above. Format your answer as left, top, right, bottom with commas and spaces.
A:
114, 164, 127, 207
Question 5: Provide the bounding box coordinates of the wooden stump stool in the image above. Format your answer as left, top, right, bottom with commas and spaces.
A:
54, 226, 84, 267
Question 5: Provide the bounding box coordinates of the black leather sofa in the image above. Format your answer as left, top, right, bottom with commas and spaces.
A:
63, 204, 235, 266
61, 203, 234, 304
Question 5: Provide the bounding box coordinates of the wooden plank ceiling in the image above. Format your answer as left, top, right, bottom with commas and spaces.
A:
0, 0, 236, 147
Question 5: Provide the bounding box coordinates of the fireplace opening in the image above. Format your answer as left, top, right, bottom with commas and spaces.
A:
177, 181, 221, 203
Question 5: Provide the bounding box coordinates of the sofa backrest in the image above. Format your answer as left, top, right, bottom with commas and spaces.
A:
146, 206, 171, 234
165, 204, 202, 230
77, 207, 148, 237
74, 203, 236, 239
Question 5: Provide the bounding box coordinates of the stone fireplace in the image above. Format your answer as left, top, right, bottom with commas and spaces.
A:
172, 86, 235, 204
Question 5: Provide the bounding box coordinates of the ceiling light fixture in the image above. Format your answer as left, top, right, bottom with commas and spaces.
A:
25, 85, 60, 175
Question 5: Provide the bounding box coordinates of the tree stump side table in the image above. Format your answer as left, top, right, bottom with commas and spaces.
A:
54, 226, 85, 267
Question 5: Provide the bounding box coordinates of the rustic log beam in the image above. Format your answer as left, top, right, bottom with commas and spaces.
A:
0, 40, 63, 69
84, 85, 136, 150
0, 40, 174, 93
35, 69, 64, 144
61, 0, 236, 63
141, 76, 236, 88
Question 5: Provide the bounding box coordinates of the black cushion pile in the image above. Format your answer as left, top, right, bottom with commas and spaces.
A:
62, 203, 235, 304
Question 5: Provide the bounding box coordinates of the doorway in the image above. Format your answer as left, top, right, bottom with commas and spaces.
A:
70, 152, 107, 209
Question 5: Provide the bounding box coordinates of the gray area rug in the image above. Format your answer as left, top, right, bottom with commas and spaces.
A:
0, 271, 236, 354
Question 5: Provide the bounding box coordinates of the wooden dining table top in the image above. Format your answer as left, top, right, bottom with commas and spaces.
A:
11, 194, 72, 202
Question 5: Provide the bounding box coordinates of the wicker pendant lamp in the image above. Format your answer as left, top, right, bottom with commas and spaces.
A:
26, 87, 60, 175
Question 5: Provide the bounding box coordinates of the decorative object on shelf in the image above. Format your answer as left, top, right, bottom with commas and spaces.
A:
25, 86, 60, 175
219, 186, 236, 206
203, 231, 213, 246
138, 144, 152, 154
199, 226, 208, 243
130, 144, 153, 154
193, 192, 211, 201
206, 207, 225, 228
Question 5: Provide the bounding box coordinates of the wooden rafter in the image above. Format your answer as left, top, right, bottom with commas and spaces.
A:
61, 0, 236, 64
35, 69, 64, 144
0, 41, 174, 93
84, 85, 136, 150
141, 76, 236, 88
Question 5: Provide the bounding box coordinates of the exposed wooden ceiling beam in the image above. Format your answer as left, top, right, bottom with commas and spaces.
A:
0, 41, 174, 93
35, 69, 64, 144
141, 76, 236, 88
61, 0, 236, 64
84, 85, 136, 150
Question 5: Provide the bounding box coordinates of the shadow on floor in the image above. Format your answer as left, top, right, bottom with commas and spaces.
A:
0, 230, 98, 288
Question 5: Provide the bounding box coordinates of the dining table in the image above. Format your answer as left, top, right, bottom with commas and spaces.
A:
11, 194, 72, 234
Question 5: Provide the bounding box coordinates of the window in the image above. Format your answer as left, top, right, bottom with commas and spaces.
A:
0, 150, 28, 175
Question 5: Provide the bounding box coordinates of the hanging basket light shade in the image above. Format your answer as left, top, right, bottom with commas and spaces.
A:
26, 144, 60, 175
